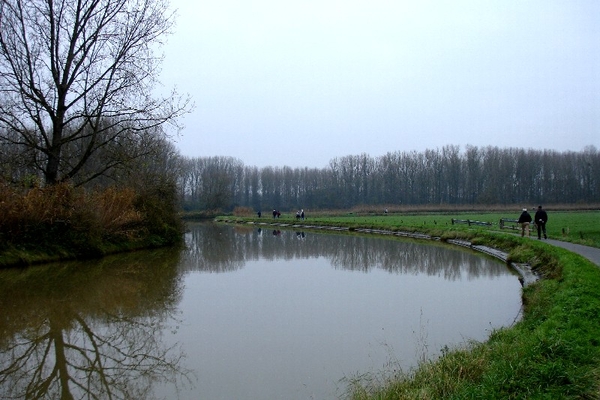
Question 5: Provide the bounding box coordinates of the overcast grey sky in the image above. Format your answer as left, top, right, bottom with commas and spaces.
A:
159, 0, 600, 168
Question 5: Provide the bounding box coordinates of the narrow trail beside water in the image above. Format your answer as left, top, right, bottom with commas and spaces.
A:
541, 238, 600, 266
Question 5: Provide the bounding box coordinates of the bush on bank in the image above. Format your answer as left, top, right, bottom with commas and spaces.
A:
0, 182, 183, 267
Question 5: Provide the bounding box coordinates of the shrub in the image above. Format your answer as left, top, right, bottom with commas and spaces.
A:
132, 179, 184, 246
91, 187, 143, 237
0, 181, 182, 263
233, 206, 254, 217
0, 182, 80, 245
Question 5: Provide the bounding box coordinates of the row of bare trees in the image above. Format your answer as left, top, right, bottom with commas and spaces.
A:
1, 2, 597, 214
178, 145, 600, 212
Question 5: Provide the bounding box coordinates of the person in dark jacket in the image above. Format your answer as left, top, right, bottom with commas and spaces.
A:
534, 205, 548, 239
517, 208, 532, 237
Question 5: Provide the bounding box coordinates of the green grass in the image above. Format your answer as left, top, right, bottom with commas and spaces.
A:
240, 210, 600, 249
344, 246, 600, 400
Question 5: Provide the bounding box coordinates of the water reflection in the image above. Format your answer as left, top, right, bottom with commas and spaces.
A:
174, 223, 521, 399
0, 223, 521, 400
0, 248, 192, 400
181, 223, 513, 281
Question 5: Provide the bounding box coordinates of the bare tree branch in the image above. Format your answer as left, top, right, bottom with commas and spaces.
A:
0, 0, 191, 185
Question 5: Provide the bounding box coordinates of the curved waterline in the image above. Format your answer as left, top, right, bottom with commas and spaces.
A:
217, 219, 539, 286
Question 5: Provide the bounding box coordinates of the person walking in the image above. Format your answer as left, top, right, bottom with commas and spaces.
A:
535, 205, 548, 239
518, 208, 532, 237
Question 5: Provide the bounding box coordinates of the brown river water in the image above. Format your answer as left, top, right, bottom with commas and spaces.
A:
0, 222, 523, 399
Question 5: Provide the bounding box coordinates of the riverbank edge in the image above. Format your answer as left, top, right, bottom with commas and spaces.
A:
216, 217, 600, 399
0, 235, 184, 268
217, 217, 539, 286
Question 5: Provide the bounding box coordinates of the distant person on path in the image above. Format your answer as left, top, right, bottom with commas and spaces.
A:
535, 205, 548, 239
518, 208, 532, 237
301, 209, 305, 220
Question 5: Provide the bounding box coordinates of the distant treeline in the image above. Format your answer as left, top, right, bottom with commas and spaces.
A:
178, 145, 599, 211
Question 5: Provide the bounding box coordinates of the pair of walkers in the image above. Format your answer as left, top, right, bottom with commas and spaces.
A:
518, 206, 548, 239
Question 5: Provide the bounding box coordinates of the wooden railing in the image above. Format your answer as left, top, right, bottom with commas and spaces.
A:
499, 218, 519, 230
451, 219, 492, 227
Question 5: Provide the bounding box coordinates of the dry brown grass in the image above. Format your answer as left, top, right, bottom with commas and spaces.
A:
90, 187, 143, 237
0, 183, 77, 238
233, 206, 254, 217
0, 183, 145, 246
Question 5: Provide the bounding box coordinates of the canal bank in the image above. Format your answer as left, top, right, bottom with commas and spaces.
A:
217, 218, 600, 268
219, 218, 589, 287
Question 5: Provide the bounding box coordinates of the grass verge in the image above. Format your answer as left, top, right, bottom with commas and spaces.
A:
345, 247, 600, 399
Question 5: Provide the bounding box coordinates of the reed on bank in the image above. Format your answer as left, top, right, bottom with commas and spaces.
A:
0, 182, 183, 267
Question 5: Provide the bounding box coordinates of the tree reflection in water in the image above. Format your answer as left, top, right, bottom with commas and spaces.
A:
0, 223, 518, 399
173, 223, 520, 399
181, 222, 514, 281
0, 248, 193, 400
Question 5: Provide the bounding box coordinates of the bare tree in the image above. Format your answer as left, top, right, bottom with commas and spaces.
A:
0, 0, 190, 185
0, 249, 193, 400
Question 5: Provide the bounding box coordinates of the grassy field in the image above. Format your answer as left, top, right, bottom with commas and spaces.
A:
218, 209, 600, 399
246, 210, 600, 249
